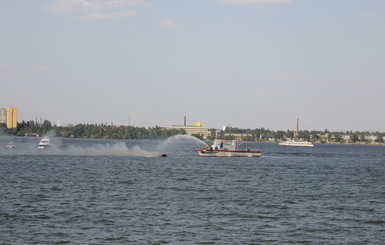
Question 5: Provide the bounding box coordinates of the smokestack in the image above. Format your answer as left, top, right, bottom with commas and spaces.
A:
295, 118, 299, 138
184, 116, 186, 126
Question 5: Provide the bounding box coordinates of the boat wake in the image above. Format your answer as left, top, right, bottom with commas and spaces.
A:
2, 134, 208, 157
64, 135, 206, 157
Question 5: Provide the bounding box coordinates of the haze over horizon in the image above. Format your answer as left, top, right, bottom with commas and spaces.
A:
1, 0, 384, 132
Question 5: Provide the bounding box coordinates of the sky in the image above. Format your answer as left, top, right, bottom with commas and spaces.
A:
1, 0, 384, 132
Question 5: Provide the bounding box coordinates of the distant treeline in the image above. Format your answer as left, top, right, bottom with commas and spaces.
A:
1, 121, 384, 143
1, 121, 185, 139
217, 127, 385, 144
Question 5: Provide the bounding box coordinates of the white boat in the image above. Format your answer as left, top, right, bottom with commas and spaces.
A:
6, 142, 15, 149
279, 118, 314, 147
38, 136, 51, 149
279, 139, 314, 147
197, 139, 261, 157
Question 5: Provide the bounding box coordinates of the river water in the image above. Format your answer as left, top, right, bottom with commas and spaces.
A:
1, 136, 384, 244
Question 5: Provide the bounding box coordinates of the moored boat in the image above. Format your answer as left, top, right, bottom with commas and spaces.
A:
197, 139, 261, 157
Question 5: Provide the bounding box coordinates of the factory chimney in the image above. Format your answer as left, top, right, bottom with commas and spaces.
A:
295, 118, 299, 138
184, 116, 186, 126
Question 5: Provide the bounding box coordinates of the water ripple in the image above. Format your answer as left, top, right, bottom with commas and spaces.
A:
1, 139, 385, 244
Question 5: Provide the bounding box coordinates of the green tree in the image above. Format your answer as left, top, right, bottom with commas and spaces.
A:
376, 134, 384, 143
42, 120, 52, 134
351, 134, 359, 143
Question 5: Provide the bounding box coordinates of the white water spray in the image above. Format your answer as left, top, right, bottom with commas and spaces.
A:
7, 134, 208, 157
156, 134, 208, 152
63, 142, 165, 157
65, 135, 207, 156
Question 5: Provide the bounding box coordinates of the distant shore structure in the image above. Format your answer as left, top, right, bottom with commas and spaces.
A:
0, 107, 18, 129
163, 117, 211, 139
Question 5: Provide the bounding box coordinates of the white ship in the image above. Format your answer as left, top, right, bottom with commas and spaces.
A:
279, 139, 314, 147
279, 118, 314, 147
38, 136, 51, 149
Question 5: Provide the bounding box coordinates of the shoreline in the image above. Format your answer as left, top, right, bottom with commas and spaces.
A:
2, 135, 385, 146
253, 141, 385, 146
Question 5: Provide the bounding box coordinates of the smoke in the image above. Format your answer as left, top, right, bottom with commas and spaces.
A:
44, 130, 57, 137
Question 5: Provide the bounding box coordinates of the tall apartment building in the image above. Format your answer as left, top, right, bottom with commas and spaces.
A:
0, 108, 6, 124
0, 107, 18, 129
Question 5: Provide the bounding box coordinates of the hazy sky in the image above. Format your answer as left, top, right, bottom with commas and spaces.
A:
1, 0, 384, 131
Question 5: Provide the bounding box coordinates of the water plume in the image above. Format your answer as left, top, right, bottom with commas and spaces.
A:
64, 142, 165, 157
4, 134, 209, 157
156, 134, 208, 153
63, 135, 207, 157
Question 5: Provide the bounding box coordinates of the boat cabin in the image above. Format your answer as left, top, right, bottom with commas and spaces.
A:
211, 139, 237, 151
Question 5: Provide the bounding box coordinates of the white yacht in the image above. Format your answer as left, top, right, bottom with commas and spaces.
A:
38, 136, 51, 149
279, 139, 314, 147
279, 118, 314, 147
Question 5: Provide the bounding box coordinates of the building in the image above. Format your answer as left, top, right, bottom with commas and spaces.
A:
7, 107, 17, 128
0, 108, 6, 124
164, 121, 211, 139
0, 107, 18, 129
341, 135, 351, 142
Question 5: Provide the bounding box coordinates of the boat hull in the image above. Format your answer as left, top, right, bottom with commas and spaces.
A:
38, 137, 51, 149
197, 149, 261, 157
279, 142, 314, 147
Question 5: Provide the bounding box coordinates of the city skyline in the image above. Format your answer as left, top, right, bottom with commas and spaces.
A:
4, 111, 385, 134
1, 0, 384, 132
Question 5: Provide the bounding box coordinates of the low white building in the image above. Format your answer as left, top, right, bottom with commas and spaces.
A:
342, 135, 351, 141
164, 122, 211, 139
365, 135, 377, 142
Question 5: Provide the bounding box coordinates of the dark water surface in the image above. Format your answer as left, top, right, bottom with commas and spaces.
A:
1, 137, 385, 244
